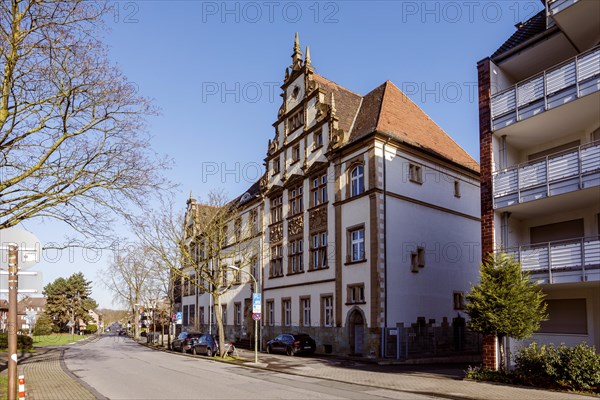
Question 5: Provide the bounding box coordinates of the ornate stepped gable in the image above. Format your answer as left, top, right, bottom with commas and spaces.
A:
264, 33, 479, 193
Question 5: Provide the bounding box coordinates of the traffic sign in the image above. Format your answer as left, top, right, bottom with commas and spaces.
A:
0, 271, 43, 293
175, 311, 182, 324
252, 313, 261, 321
252, 293, 261, 313
0, 227, 41, 270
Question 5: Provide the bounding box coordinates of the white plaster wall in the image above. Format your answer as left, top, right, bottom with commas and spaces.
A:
385, 149, 480, 218
306, 97, 318, 129
263, 281, 335, 328
285, 75, 305, 111
385, 198, 481, 325
490, 60, 515, 94
340, 196, 372, 326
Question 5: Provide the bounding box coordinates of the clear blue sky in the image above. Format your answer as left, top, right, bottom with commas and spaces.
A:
21, 1, 544, 308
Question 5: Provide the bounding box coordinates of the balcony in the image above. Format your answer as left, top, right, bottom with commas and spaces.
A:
493, 141, 600, 209
548, 0, 578, 15
547, 0, 600, 52
491, 46, 600, 132
506, 237, 600, 284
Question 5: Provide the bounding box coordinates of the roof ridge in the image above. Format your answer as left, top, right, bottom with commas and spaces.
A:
375, 81, 395, 132
382, 81, 479, 164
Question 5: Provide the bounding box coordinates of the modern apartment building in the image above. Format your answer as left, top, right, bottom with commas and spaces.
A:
179, 35, 481, 358
477, 0, 600, 366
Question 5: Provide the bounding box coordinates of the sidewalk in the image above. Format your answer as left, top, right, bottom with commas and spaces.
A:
221, 347, 593, 400
0, 338, 98, 400
5, 336, 594, 400
140, 340, 594, 400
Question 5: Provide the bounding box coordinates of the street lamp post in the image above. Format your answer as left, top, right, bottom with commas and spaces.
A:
227, 265, 258, 363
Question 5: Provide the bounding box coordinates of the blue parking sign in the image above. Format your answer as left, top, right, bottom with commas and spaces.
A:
252, 293, 261, 313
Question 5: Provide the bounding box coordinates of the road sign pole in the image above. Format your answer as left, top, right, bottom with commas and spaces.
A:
7, 245, 18, 400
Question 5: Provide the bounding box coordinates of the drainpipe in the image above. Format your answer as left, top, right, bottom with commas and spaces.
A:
500, 135, 507, 170
382, 137, 391, 358
501, 212, 510, 251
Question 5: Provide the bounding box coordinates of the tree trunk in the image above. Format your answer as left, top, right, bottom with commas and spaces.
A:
213, 294, 226, 357
498, 334, 506, 373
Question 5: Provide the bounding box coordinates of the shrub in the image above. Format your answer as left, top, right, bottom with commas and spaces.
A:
84, 324, 98, 334
515, 342, 600, 391
465, 365, 514, 384
0, 333, 34, 350
33, 313, 55, 336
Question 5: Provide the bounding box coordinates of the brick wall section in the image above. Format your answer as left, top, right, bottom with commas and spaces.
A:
482, 334, 498, 370
478, 59, 494, 258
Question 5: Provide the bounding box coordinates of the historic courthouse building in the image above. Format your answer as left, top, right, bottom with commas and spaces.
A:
180, 35, 481, 357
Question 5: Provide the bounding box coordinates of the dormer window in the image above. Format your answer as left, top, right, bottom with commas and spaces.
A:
273, 157, 280, 175
287, 109, 304, 134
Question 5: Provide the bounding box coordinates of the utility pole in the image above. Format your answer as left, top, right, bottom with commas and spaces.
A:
7, 245, 18, 400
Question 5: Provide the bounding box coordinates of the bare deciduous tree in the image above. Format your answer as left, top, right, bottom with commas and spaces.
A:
132, 191, 260, 357
100, 244, 154, 340
0, 0, 169, 237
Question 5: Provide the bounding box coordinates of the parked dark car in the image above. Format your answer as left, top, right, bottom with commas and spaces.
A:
171, 331, 202, 353
266, 333, 316, 356
191, 334, 235, 357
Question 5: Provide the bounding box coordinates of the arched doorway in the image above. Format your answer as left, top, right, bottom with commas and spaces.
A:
347, 308, 365, 355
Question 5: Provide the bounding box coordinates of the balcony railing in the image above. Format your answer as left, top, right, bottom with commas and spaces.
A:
491, 46, 600, 131
493, 141, 600, 208
506, 237, 600, 283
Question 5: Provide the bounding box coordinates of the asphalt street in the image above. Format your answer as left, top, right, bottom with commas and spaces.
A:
62, 335, 440, 400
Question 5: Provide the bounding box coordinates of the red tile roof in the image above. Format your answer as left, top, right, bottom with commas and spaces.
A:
315, 76, 479, 173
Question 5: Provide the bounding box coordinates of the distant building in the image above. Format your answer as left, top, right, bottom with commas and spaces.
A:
17, 296, 47, 332
179, 35, 481, 358
478, 0, 600, 369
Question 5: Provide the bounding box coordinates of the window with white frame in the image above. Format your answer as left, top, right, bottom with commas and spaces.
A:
347, 284, 365, 304
270, 195, 283, 223
411, 247, 425, 272
289, 185, 303, 215
234, 302, 241, 325
349, 227, 365, 262
322, 296, 333, 327
221, 267, 228, 286
454, 180, 461, 198
282, 299, 291, 326
453, 292, 465, 310
292, 144, 301, 163
250, 257, 258, 290
233, 262, 241, 284
234, 218, 242, 242
267, 300, 274, 326
301, 297, 311, 327
289, 239, 304, 273
270, 245, 283, 277
350, 165, 364, 196
314, 129, 323, 148
409, 163, 423, 184
311, 231, 328, 269
250, 208, 259, 235
288, 109, 304, 133
311, 174, 327, 206
273, 157, 280, 174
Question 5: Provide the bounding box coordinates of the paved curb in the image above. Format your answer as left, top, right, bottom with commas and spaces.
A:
58, 348, 108, 400
135, 339, 594, 400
